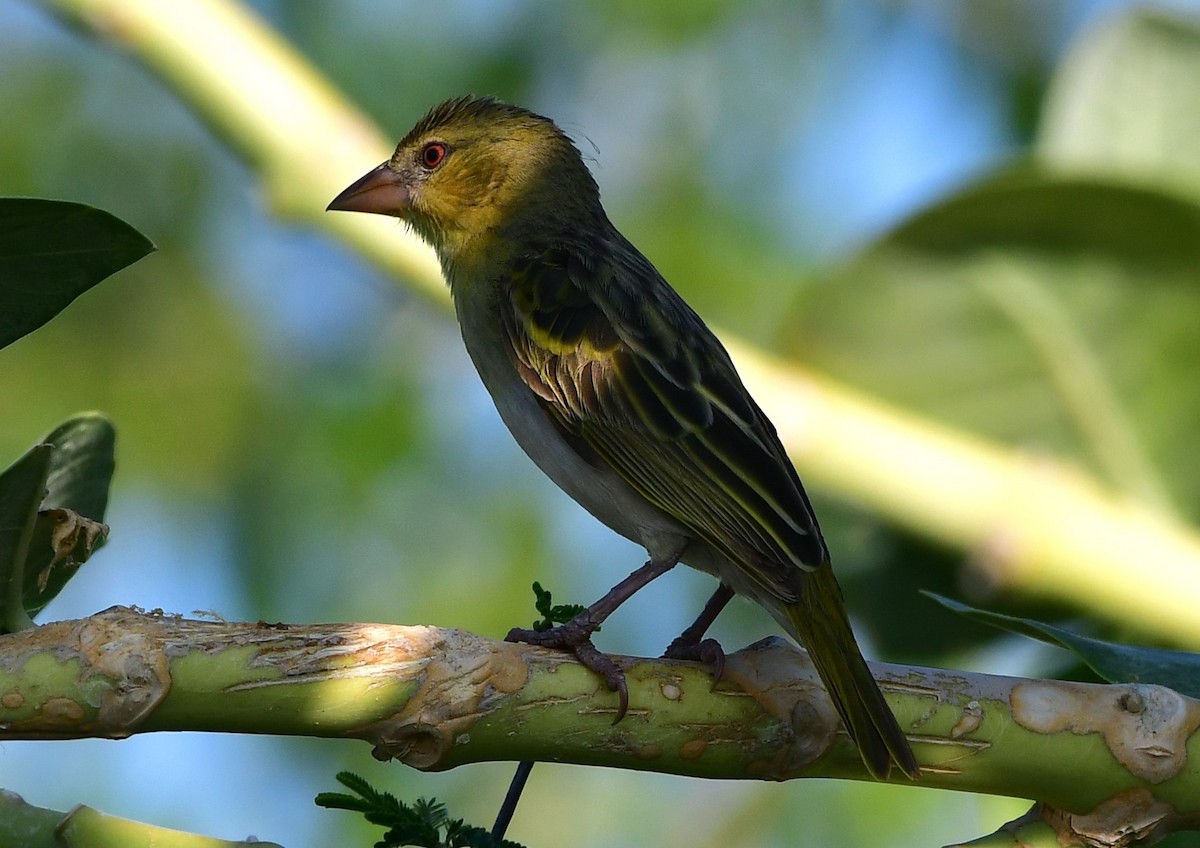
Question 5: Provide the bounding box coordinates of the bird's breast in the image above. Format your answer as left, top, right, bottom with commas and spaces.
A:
452, 285, 691, 561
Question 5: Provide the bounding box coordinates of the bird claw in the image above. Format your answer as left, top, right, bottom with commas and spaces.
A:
570, 640, 629, 722
506, 622, 630, 723
662, 635, 726, 687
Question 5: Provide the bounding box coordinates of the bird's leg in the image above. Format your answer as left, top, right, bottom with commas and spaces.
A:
662, 582, 734, 683
506, 554, 680, 721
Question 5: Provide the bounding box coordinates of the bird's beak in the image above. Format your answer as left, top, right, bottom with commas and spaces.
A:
327, 163, 410, 217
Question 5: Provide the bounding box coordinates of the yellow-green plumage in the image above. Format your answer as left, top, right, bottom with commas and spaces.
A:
328, 95, 918, 780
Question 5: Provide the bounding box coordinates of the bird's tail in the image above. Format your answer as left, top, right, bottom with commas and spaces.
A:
782, 567, 919, 780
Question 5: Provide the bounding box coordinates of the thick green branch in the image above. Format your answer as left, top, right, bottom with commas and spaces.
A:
0, 788, 280, 848
2, 607, 1198, 830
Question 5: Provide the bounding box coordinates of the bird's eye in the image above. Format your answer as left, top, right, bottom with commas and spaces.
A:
419, 142, 448, 170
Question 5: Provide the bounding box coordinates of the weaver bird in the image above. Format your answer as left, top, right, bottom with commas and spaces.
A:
328, 96, 918, 780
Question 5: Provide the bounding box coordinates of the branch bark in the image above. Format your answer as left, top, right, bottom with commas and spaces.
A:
3, 607, 1198, 831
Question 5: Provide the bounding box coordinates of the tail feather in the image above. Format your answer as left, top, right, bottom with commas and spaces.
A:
782, 568, 919, 780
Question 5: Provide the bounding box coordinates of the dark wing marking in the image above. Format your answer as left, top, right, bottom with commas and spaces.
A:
499, 244, 827, 601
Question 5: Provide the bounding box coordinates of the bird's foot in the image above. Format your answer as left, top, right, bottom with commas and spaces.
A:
662, 635, 726, 686
506, 618, 629, 722
660, 582, 733, 685
505, 555, 685, 723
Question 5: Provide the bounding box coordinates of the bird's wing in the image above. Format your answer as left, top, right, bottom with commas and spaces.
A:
500, 244, 827, 602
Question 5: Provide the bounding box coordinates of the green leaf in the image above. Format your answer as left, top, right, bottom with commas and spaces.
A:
41, 413, 116, 522
313, 792, 370, 813
883, 168, 1200, 269
0, 443, 52, 633
530, 581, 588, 632
782, 167, 1200, 513
317, 774, 526, 848
0, 415, 115, 627
1039, 8, 1200, 203
21, 413, 116, 619
926, 592, 1200, 699
0, 198, 154, 350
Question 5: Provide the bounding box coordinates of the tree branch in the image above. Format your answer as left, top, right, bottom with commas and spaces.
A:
3, 607, 1197, 829
0, 788, 282, 847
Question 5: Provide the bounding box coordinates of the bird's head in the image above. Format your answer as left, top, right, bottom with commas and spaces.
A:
328, 96, 601, 267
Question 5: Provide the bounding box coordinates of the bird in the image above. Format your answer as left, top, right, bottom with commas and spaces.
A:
328, 95, 918, 780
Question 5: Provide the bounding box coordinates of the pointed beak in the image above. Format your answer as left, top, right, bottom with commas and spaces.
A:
327, 163, 410, 217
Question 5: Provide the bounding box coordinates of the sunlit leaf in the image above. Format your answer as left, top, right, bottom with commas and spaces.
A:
1039, 8, 1200, 202
0, 198, 154, 350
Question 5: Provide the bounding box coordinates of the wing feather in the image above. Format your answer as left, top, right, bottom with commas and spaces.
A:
501, 244, 827, 601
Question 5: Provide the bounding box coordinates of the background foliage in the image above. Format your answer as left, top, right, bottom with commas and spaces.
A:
2, 1, 1199, 846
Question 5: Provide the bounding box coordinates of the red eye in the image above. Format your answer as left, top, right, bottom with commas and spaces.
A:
420, 142, 447, 169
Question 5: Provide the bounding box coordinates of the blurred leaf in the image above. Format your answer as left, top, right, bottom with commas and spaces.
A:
782, 8, 1200, 538
21, 413, 115, 618
595, 0, 737, 41
884, 168, 1200, 268
0, 442, 51, 633
0, 198, 154, 350
928, 592, 1200, 699
782, 169, 1200, 513
1039, 8, 1200, 202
